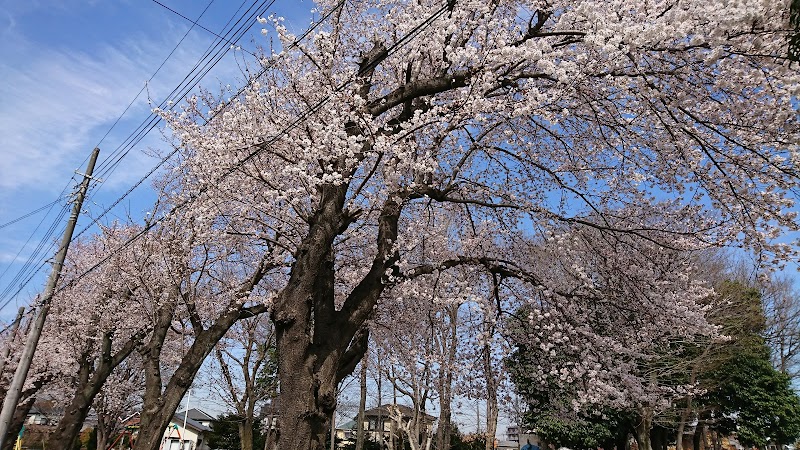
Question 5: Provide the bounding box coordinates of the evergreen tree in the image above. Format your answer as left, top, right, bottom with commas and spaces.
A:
703, 344, 800, 447
206, 414, 266, 450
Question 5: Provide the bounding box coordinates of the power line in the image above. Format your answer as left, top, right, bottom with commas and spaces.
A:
1, 0, 275, 298
53, 0, 453, 297
69, 0, 344, 244
0, 1, 224, 314
0, 0, 321, 311
93, 0, 218, 152
0, 178, 76, 296
72, 0, 278, 242
93, 0, 274, 179
0, 199, 64, 230
0, 208, 69, 305
151, 0, 261, 58
79, 0, 274, 240
0, 261, 49, 314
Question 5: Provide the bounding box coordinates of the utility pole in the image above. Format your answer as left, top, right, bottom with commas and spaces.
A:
0, 307, 25, 375
0, 148, 100, 449
180, 388, 191, 450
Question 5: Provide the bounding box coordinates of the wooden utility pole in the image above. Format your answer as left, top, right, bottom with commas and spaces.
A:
0, 148, 100, 449
355, 355, 367, 450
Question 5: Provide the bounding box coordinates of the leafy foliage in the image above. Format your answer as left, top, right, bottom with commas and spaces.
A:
703, 345, 800, 447
206, 414, 266, 450
254, 345, 279, 401
74, 428, 96, 450
526, 410, 631, 450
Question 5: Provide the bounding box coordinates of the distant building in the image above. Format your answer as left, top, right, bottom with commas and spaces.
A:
25, 400, 62, 426
180, 409, 216, 430
335, 404, 436, 449
161, 411, 213, 450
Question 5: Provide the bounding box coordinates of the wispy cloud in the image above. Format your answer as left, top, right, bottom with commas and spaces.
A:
2, 35, 181, 191
0, 24, 253, 199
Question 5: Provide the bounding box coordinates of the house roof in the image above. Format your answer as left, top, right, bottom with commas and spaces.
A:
179, 408, 216, 422
171, 413, 212, 433
338, 420, 357, 431
361, 405, 435, 422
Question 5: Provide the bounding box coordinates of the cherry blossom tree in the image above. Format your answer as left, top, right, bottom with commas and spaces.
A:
41, 227, 152, 450
92, 357, 144, 450
431, 303, 460, 450
0, 313, 54, 450
121, 208, 279, 450
372, 295, 440, 450
761, 275, 800, 378
157, 0, 800, 448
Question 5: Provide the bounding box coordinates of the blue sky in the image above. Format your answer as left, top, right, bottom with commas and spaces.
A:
0, 0, 314, 321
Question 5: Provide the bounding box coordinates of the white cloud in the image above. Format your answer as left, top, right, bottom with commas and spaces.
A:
0, 24, 249, 197
2, 37, 168, 191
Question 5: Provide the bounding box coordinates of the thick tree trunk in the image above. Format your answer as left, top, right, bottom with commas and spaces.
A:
273, 329, 338, 450
691, 424, 702, 450
377, 356, 384, 448
435, 389, 452, 450
270, 184, 399, 450
484, 395, 498, 450
239, 419, 254, 450
650, 425, 666, 450
482, 300, 498, 450
633, 408, 653, 450
614, 429, 629, 450
96, 427, 109, 450
51, 384, 95, 450
676, 397, 693, 450
435, 305, 457, 450
137, 303, 174, 436
330, 412, 336, 450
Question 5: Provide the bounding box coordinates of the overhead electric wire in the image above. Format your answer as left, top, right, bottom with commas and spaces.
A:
0, 0, 376, 310
93, 0, 273, 180
151, 0, 261, 59
70, 0, 278, 243
69, 0, 277, 242
70, 0, 345, 244
0, 261, 50, 315
0, 199, 64, 230
0, 0, 276, 311
93, 0, 218, 153
0, 211, 69, 306
93, 12, 244, 177
0, 1, 222, 314
1, 0, 283, 311
53, 0, 454, 297
0, 198, 70, 291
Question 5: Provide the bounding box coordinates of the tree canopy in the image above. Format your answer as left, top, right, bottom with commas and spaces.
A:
4, 1, 798, 449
